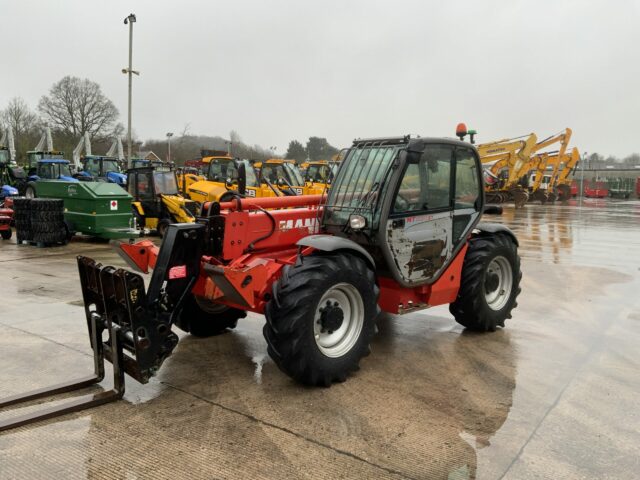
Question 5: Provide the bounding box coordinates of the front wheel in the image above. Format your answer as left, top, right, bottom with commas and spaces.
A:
264, 253, 380, 386
174, 294, 246, 337
450, 233, 522, 332
0, 228, 11, 240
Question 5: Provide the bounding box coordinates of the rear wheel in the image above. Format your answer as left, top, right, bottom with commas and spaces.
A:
1, 228, 11, 240
450, 233, 521, 332
174, 293, 246, 337
264, 253, 380, 386
25, 185, 36, 199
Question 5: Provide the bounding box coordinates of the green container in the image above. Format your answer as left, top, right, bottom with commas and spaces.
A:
34, 181, 138, 239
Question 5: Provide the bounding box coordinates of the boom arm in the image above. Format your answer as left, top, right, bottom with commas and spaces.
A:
531, 128, 572, 189
72, 132, 92, 168
478, 134, 538, 189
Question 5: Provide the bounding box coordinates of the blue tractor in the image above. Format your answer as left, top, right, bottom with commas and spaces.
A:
0, 131, 20, 202
79, 155, 127, 186
0, 147, 19, 203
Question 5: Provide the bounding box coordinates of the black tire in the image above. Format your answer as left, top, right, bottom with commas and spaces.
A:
24, 185, 37, 199
174, 293, 246, 337
33, 229, 66, 244
31, 210, 64, 222
157, 218, 171, 238
30, 198, 63, 212
264, 253, 380, 386
133, 210, 145, 231
12, 198, 32, 241
62, 221, 74, 244
449, 233, 522, 332
1, 228, 11, 240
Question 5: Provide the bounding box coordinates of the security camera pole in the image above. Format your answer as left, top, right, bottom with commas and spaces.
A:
123, 13, 139, 168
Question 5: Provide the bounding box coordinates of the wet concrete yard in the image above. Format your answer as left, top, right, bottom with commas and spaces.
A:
1, 199, 639, 479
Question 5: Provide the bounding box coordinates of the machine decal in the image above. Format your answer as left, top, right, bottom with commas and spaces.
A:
387, 211, 453, 282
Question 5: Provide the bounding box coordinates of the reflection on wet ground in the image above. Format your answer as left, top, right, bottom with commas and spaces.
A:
1, 199, 639, 479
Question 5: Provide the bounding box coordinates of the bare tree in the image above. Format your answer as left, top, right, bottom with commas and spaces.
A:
1, 97, 44, 162
38, 76, 119, 138
1, 97, 41, 138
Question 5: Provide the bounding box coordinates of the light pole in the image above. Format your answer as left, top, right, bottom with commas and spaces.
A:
579, 151, 588, 207
166, 132, 174, 163
225, 141, 232, 156
123, 13, 139, 168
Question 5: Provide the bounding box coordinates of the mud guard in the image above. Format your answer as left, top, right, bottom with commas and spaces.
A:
297, 234, 376, 269
474, 222, 519, 246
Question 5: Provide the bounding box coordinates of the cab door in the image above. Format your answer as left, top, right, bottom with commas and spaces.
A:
452, 147, 482, 244
385, 144, 455, 285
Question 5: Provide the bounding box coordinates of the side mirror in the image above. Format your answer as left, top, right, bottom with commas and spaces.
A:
237, 162, 247, 196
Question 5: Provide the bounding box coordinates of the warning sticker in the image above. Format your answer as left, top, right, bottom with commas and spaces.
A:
110, 200, 118, 211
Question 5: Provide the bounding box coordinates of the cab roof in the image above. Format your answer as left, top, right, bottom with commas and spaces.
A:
39, 159, 71, 164
351, 135, 476, 151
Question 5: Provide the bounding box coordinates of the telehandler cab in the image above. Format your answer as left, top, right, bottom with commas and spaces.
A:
0, 132, 522, 431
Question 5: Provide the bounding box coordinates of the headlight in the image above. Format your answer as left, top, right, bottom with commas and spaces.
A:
349, 214, 366, 230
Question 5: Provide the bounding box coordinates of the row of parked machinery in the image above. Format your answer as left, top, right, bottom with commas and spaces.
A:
0, 123, 590, 244
459, 125, 581, 208
0, 128, 339, 241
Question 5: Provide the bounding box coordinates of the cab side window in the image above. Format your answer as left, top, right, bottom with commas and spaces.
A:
393, 145, 453, 214
454, 149, 480, 209
137, 173, 153, 199
38, 165, 53, 179
86, 159, 100, 176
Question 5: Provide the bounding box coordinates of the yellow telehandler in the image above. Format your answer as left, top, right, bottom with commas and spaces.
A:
253, 159, 309, 196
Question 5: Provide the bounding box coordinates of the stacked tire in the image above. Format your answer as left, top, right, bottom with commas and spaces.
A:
12, 197, 32, 244
30, 199, 67, 245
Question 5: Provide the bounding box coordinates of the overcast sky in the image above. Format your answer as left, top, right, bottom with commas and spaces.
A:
1, 0, 639, 157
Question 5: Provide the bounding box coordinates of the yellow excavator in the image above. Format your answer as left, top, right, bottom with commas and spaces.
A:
528, 146, 580, 203
477, 133, 538, 207
552, 147, 580, 200
527, 128, 573, 203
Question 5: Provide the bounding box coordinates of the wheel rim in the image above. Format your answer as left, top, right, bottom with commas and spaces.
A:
484, 256, 513, 311
313, 283, 364, 358
25, 188, 34, 199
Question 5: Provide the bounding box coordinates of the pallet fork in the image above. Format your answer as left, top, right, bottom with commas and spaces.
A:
0, 224, 200, 432
0, 315, 125, 432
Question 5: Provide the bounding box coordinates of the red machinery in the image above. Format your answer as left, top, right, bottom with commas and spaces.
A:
1, 133, 522, 431
570, 180, 578, 197
0, 196, 13, 240
584, 180, 609, 198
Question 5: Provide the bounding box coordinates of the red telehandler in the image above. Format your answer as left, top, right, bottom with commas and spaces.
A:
0, 131, 522, 431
